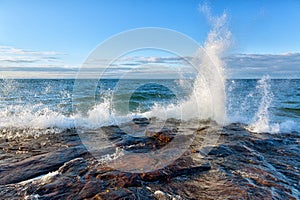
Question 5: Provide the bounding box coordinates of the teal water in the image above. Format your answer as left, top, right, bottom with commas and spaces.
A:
0, 78, 299, 134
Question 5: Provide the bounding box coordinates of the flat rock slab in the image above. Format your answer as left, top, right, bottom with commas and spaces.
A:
16, 154, 211, 199
0, 145, 88, 185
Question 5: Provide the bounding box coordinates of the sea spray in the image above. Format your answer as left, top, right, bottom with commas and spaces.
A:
193, 4, 231, 124
144, 5, 231, 124
246, 76, 300, 133
247, 75, 275, 133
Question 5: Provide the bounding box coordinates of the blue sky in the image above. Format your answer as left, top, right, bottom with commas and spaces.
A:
1, 0, 300, 78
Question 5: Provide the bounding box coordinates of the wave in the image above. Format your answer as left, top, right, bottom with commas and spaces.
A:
1, 103, 299, 140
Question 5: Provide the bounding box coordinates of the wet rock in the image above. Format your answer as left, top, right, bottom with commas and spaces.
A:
93, 188, 135, 200
0, 145, 88, 185
0, 121, 299, 199
206, 145, 232, 157
113, 127, 177, 153
145, 128, 175, 144
58, 157, 89, 175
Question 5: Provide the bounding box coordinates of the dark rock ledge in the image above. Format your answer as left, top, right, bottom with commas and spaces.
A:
0, 120, 299, 200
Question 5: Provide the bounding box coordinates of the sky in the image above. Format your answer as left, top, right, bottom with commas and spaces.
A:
1, 0, 300, 78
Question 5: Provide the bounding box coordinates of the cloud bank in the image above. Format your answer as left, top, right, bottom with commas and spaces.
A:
1, 45, 300, 79
0, 45, 78, 78
225, 53, 300, 78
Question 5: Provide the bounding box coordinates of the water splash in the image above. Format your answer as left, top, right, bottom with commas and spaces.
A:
145, 5, 231, 124
247, 76, 275, 133
245, 77, 300, 133
193, 4, 231, 124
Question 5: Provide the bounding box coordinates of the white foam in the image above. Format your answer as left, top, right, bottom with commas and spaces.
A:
97, 147, 125, 164
73, 98, 135, 129
278, 120, 300, 133
264, 120, 300, 134
0, 104, 74, 130
20, 171, 59, 185
251, 120, 300, 134
0, 101, 134, 137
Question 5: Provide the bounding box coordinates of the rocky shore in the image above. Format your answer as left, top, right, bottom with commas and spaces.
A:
0, 119, 299, 199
